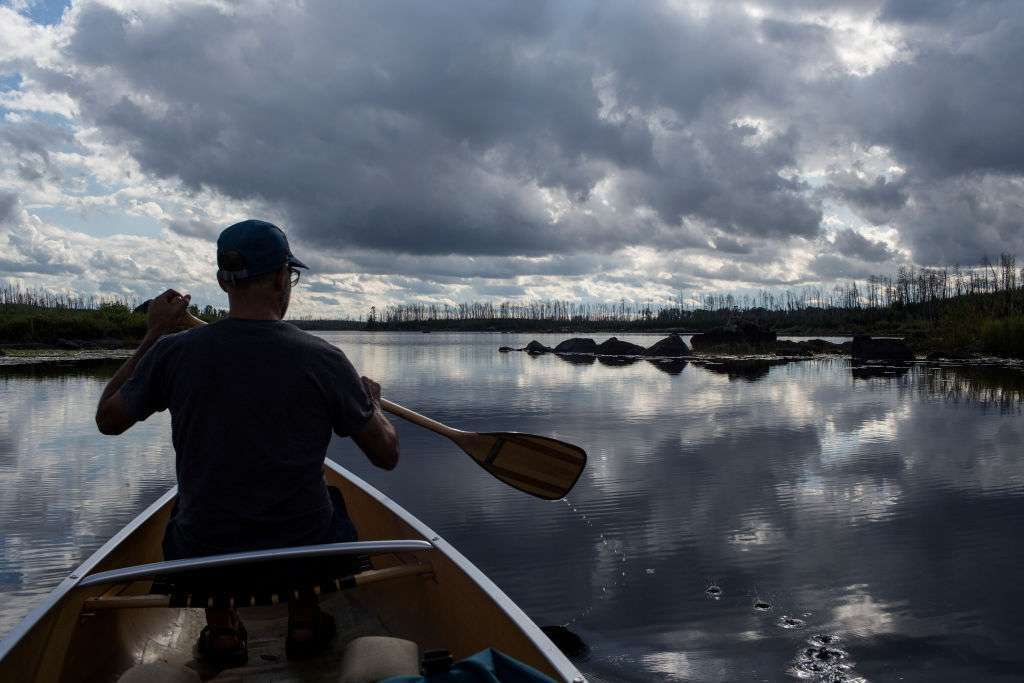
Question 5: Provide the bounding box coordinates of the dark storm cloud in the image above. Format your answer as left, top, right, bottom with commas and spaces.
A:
0, 191, 16, 224
0, 258, 83, 276
826, 169, 909, 222
0, 118, 72, 159
892, 175, 1024, 265
831, 228, 898, 263
877, 0, 996, 24
474, 282, 528, 297
808, 254, 883, 280
300, 249, 623, 281
804, 0, 1024, 265
849, 37, 1024, 180
4, 0, 1018, 289
166, 218, 219, 240
711, 235, 753, 254
0, 117, 74, 184
51, 0, 827, 260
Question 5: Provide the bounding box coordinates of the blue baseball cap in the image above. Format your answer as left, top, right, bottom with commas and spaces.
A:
217, 219, 308, 282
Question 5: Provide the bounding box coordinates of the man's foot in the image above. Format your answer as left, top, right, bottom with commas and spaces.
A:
286, 609, 336, 660
194, 622, 248, 667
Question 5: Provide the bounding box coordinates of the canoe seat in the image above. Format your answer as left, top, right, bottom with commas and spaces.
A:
338, 636, 420, 682
84, 563, 434, 610
79, 539, 435, 610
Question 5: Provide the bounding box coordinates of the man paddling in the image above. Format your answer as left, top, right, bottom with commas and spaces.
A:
94, 219, 399, 664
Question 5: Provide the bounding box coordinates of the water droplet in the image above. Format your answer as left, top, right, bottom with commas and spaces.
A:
809, 634, 837, 647
778, 616, 805, 629
645, 568, 656, 575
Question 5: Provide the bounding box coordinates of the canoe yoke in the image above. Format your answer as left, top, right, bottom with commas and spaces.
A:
78, 540, 436, 611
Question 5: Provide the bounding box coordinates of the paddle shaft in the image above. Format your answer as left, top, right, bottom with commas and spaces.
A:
380, 398, 465, 441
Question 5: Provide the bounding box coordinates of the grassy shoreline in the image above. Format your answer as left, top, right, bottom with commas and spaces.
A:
3, 293, 1023, 358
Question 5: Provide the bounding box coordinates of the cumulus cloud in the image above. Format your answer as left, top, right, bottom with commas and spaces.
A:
0, 0, 1021, 314
40, 0, 829, 259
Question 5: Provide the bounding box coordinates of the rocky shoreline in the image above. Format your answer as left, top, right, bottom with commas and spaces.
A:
500, 327, 927, 361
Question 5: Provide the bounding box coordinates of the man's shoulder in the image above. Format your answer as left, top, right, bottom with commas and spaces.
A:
149, 327, 195, 354
277, 322, 340, 352
189, 320, 350, 363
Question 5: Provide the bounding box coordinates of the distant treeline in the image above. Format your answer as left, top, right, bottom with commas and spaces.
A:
3, 255, 1024, 356
339, 255, 1024, 356
370, 255, 1023, 326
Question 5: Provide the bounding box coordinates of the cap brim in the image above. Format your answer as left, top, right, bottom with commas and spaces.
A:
288, 254, 309, 269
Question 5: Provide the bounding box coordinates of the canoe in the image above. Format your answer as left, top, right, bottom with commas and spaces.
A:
0, 459, 586, 682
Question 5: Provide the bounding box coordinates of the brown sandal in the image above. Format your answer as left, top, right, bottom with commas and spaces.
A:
286, 610, 336, 660
195, 623, 248, 667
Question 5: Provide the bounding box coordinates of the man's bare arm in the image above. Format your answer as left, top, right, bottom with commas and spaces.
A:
95, 290, 196, 435
351, 377, 399, 470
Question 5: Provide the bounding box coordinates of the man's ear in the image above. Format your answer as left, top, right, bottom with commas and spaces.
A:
273, 266, 288, 291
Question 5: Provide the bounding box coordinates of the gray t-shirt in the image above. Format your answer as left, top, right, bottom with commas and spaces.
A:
120, 318, 373, 551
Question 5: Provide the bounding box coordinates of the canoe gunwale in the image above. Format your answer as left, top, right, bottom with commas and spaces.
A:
1, 462, 585, 682
78, 539, 434, 587
323, 460, 585, 682
0, 486, 178, 664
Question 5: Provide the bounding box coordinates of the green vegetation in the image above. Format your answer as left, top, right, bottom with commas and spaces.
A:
0, 285, 224, 347
978, 316, 1024, 358
0, 302, 146, 345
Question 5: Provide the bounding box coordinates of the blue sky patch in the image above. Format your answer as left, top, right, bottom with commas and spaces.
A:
32, 206, 165, 239
13, 0, 70, 26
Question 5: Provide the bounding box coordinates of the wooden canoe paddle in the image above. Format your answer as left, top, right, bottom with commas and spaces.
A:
155, 303, 587, 499
380, 399, 587, 500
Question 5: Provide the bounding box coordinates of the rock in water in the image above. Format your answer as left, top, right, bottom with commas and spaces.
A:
644, 333, 690, 357
522, 340, 552, 354
497, 346, 513, 352
553, 338, 598, 354
595, 337, 646, 356
851, 335, 913, 360
540, 625, 588, 657
690, 321, 776, 351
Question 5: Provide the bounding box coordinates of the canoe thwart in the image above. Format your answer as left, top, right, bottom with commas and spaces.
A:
81, 564, 435, 611
79, 540, 434, 588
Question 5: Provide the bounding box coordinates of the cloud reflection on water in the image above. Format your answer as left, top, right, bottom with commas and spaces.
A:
1, 333, 1023, 682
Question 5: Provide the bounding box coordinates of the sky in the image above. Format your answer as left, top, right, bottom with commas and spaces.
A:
1, 0, 1022, 318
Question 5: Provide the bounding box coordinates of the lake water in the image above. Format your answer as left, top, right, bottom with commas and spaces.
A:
2, 331, 1024, 681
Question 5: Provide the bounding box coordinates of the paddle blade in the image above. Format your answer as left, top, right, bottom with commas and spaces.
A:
460, 432, 587, 500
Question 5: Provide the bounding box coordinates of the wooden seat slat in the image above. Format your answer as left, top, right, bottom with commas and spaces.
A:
82, 564, 433, 611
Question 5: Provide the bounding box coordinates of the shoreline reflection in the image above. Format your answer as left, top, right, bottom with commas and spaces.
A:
2, 335, 1023, 682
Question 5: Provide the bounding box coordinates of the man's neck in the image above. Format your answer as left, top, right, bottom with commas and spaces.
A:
227, 303, 283, 321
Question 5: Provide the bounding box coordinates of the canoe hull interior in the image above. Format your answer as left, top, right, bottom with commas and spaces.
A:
0, 461, 582, 682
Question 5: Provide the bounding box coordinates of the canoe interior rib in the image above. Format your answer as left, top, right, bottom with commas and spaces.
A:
0, 462, 582, 682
